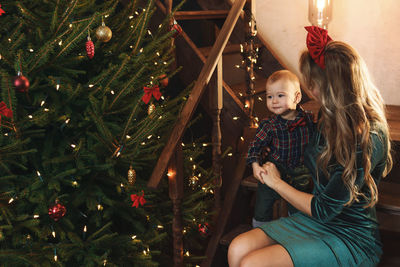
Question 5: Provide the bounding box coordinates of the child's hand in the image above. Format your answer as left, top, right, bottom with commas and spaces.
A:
260, 162, 282, 189
251, 162, 266, 184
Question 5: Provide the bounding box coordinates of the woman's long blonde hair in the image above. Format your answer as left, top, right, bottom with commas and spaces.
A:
300, 41, 392, 207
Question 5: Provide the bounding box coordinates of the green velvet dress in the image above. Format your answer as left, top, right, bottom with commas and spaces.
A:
259, 127, 388, 267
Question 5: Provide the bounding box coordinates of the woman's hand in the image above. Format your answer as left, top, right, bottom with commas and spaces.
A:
261, 162, 282, 189
261, 162, 313, 216
251, 162, 266, 184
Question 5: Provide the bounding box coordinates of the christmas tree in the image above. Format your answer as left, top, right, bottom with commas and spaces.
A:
0, 1, 215, 266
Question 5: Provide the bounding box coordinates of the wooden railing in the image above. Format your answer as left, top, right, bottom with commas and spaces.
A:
151, 0, 247, 266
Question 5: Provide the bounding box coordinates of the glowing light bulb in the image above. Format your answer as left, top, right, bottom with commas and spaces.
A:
317, 0, 325, 10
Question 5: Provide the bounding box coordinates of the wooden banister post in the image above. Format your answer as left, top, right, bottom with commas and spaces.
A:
168, 144, 184, 267
164, 0, 172, 13
209, 45, 223, 216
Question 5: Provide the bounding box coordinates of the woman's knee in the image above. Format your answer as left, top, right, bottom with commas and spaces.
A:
228, 235, 244, 261
240, 253, 255, 267
228, 233, 253, 266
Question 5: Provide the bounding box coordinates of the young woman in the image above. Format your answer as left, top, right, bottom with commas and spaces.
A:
228, 26, 392, 267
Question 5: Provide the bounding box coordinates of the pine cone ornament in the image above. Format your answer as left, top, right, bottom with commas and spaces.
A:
128, 165, 136, 185
148, 103, 156, 115
86, 36, 95, 59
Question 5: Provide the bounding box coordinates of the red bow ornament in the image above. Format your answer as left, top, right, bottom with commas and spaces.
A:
0, 5, 5, 16
305, 26, 332, 69
288, 117, 307, 132
131, 190, 146, 208
0, 101, 13, 124
142, 85, 161, 104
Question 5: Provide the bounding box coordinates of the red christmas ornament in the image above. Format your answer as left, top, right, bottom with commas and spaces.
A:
170, 20, 182, 38
13, 73, 30, 93
48, 202, 67, 221
198, 223, 209, 236
86, 36, 95, 59
158, 74, 169, 87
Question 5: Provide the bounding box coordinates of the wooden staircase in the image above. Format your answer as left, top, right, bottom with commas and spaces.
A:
150, 0, 250, 266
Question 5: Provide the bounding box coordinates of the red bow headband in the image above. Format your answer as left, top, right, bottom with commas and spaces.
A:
305, 26, 332, 69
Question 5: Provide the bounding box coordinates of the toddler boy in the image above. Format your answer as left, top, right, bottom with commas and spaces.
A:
247, 70, 313, 228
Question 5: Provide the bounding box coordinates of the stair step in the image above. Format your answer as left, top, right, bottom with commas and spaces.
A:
377, 181, 400, 216
198, 43, 263, 57
230, 77, 266, 97
174, 10, 229, 20
198, 44, 240, 57
241, 175, 258, 190
220, 224, 252, 246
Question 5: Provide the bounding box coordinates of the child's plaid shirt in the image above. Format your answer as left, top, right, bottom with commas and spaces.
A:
246, 109, 314, 169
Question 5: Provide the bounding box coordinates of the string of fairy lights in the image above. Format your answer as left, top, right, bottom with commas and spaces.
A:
231, 7, 264, 137
0, 3, 269, 263
1, 10, 222, 263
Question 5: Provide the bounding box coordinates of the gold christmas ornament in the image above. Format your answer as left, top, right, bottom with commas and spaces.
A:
147, 103, 156, 115
188, 175, 199, 189
96, 22, 112, 42
127, 165, 136, 185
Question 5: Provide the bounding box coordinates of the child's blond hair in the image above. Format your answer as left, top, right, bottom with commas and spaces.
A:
266, 70, 301, 95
